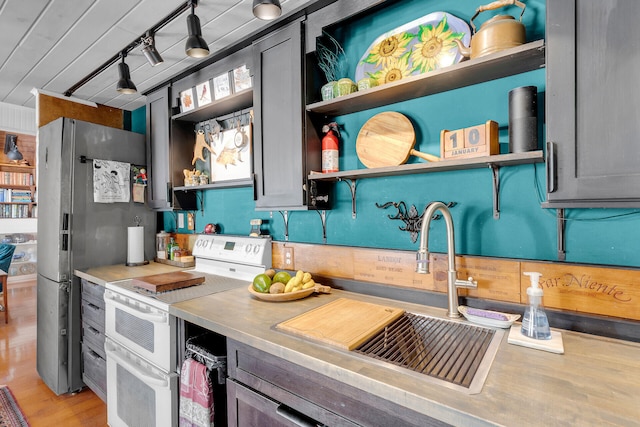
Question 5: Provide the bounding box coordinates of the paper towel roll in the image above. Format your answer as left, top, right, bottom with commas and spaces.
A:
127, 226, 145, 264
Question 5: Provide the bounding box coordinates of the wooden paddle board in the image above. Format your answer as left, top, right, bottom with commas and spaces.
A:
276, 298, 405, 350
356, 111, 439, 168
131, 271, 205, 292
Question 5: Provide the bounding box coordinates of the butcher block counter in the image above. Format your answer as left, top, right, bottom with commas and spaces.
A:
171, 287, 640, 427
74, 261, 188, 286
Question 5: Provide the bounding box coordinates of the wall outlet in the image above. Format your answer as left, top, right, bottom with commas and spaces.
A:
178, 213, 185, 228
284, 247, 294, 268
187, 213, 195, 230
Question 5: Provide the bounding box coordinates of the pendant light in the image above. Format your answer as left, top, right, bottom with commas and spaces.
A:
116, 52, 137, 94
253, 0, 282, 20
185, 1, 210, 58
141, 31, 164, 66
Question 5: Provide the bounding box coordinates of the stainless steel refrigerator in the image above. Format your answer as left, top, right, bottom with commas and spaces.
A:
36, 117, 156, 395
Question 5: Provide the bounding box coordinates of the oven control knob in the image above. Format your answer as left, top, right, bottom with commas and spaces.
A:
253, 245, 260, 254
245, 244, 252, 253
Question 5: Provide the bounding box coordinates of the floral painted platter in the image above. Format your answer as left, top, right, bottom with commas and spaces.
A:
354, 11, 471, 86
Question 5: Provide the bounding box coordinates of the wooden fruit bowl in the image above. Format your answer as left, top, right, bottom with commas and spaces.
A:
247, 283, 331, 302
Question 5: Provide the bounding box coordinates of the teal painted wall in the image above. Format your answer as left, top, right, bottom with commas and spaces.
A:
131, 106, 146, 134
161, 0, 640, 269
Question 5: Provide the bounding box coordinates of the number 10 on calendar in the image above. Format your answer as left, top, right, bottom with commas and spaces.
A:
440, 120, 499, 160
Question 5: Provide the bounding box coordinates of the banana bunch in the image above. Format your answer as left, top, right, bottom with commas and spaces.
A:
284, 270, 315, 293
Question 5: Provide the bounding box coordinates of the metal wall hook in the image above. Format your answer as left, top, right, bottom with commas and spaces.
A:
377, 201, 457, 243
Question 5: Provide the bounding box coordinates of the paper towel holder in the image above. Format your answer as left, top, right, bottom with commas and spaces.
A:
126, 259, 149, 267
126, 216, 150, 266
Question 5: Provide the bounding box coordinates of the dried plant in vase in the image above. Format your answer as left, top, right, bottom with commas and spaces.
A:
316, 32, 353, 100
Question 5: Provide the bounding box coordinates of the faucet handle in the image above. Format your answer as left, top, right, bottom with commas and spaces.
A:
455, 276, 478, 289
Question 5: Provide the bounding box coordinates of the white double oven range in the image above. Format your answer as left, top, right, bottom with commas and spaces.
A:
103, 234, 271, 427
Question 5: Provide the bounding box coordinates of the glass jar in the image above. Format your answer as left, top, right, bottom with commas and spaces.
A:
155, 231, 171, 259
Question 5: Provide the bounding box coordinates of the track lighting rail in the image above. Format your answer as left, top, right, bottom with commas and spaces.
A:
63, 1, 194, 97
63, 0, 282, 98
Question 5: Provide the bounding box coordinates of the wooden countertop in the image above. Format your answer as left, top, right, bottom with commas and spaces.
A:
171, 287, 640, 427
74, 261, 189, 286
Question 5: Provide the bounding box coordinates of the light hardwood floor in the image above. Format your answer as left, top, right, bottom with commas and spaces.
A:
0, 279, 107, 426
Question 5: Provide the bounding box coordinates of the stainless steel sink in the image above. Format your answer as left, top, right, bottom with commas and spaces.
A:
353, 312, 504, 394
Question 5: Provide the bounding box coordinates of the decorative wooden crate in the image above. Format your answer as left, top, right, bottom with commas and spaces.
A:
440, 120, 499, 160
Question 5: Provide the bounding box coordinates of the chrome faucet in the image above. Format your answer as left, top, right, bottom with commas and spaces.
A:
416, 202, 477, 318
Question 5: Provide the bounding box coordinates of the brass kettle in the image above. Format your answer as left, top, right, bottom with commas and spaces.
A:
454, 0, 526, 59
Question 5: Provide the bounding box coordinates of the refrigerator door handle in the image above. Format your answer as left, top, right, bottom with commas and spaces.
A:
61, 213, 69, 251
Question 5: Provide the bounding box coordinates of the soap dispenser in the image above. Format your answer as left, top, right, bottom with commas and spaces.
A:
521, 272, 551, 340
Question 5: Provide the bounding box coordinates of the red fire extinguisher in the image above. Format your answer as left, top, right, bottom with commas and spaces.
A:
322, 122, 340, 173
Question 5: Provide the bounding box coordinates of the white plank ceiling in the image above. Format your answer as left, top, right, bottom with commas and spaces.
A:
0, 0, 315, 111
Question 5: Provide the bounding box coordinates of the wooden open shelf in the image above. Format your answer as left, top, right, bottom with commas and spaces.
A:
173, 177, 253, 192
309, 151, 544, 220
307, 40, 545, 116
309, 151, 543, 181
172, 89, 253, 123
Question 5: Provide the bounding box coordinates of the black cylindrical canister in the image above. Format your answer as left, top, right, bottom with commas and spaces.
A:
508, 86, 538, 153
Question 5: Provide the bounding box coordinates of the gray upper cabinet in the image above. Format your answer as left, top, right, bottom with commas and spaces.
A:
146, 86, 172, 210
545, 0, 640, 208
252, 18, 330, 211
146, 86, 196, 210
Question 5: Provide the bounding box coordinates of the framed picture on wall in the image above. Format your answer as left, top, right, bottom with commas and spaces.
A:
209, 125, 252, 182
213, 72, 231, 100
232, 65, 252, 92
180, 88, 195, 112
195, 80, 212, 107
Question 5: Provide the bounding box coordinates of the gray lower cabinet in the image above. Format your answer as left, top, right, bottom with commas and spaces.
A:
252, 18, 330, 211
80, 278, 106, 402
146, 85, 196, 210
545, 0, 640, 208
226, 339, 447, 427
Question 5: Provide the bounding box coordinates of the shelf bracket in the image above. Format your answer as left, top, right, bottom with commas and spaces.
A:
278, 210, 290, 241
338, 178, 358, 219
557, 208, 566, 261
195, 190, 204, 215
316, 210, 327, 244
489, 164, 500, 219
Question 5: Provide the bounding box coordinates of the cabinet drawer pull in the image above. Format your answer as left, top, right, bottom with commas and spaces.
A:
86, 325, 100, 336
275, 404, 320, 427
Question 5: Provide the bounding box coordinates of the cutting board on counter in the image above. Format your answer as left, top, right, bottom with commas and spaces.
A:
131, 271, 205, 292
276, 298, 405, 350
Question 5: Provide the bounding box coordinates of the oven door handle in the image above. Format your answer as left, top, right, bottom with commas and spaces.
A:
104, 293, 168, 323
106, 344, 168, 387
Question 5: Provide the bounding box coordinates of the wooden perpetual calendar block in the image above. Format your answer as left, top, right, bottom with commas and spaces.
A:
440, 120, 499, 160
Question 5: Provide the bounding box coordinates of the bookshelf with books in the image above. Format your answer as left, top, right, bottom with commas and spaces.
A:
0, 163, 36, 218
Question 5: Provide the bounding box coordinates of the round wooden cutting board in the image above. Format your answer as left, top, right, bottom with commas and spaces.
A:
356, 111, 439, 168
